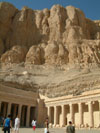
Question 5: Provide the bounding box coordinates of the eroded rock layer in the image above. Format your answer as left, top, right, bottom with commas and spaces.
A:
0, 2, 100, 97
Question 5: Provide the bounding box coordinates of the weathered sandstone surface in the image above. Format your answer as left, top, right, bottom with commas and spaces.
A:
0, 2, 100, 97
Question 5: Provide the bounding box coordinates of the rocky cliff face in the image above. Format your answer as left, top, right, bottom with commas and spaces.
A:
0, 2, 100, 97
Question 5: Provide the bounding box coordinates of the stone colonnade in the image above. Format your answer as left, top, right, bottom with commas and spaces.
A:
0, 101, 36, 127
0, 84, 38, 127
46, 97, 100, 128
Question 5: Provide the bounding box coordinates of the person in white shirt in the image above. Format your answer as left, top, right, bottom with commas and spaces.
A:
44, 118, 49, 133
31, 119, 37, 131
14, 115, 20, 133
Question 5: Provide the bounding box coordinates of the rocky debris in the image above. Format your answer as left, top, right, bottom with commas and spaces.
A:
68, 40, 100, 66
0, 2, 100, 97
0, 64, 100, 97
45, 41, 69, 65
25, 45, 45, 65
1, 45, 27, 65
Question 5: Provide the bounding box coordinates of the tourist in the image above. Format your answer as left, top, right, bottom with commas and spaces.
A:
3, 114, 12, 133
44, 117, 49, 133
66, 121, 75, 133
32, 118, 37, 132
14, 115, 20, 133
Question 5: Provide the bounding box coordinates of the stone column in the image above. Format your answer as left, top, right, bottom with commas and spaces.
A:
48, 106, 51, 123
88, 101, 93, 127
3, 103, 7, 117
26, 105, 31, 127
78, 103, 83, 127
18, 104, 22, 120
98, 100, 100, 125
7, 103, 11, 115
62, 105, 65, 127
54, 106, 57, 126
70, 103, 74, 123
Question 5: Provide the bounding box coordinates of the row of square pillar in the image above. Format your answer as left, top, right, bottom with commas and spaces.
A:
0, 101, 31, 127
47, 101, 100, 127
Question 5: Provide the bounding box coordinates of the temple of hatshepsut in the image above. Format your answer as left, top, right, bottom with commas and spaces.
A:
0, 84, 38, 127
0, 2, 100, 128
45, 90, 100, 128
0, 84, 100, 128
0, 83, 47, 127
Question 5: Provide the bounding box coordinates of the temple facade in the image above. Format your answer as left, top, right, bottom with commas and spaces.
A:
45, 90, 100, 128
0, 84, 43, 127
0, 83, 100, 128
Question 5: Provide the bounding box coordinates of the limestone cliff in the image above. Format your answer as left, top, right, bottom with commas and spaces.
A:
0, 2, 100, 98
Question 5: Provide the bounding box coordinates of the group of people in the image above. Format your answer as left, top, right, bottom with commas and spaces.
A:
2, 114, 37, 133
2, 114, 20, 133
2, 114, 75, 133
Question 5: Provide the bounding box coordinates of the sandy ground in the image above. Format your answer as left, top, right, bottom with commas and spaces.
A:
0, 127, 100, 133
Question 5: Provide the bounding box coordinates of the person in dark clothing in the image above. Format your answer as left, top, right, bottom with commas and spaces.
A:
44, 117, 49, 133
66, 121, 75, 133
3, 114, 12, 133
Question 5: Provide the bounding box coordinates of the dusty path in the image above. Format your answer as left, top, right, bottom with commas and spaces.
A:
0, 128, 100, 133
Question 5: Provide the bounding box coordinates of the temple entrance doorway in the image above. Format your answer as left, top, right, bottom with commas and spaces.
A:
1, 102, 8, 118
51, 107, 54, 124
30, 107, 36, 126
21, 105, 27, 126
65, 105, 69, 125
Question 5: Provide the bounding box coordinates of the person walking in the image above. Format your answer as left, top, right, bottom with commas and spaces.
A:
3, 114, 12, 133
44, 118, 49, 133
14, 115, 20, 133
66, 121, 75, 133
31, 119, 37, 132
